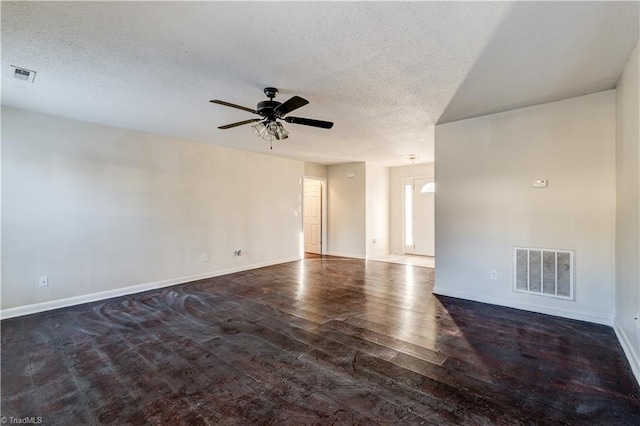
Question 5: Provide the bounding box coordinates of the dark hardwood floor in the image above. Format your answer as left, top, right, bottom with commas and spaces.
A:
1, 258, 639, 425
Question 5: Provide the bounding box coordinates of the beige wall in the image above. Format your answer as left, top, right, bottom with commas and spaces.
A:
615, 40, 640, 381
1, 107, 303, 314
434, 91, 616, 325
327, 162, 366, 258
389, 163, 435, 255
365, 163, 390, 257
304, 162, 327, 178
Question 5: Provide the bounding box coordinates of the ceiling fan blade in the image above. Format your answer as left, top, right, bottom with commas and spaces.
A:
218, 118, 261, 129
274, 96, 309, 116
284, 116, 334, 129
210, 100, 258, 114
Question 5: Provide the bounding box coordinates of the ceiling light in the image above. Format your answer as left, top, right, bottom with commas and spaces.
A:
266, 121, 279, 137
274, 122, 289, 140
253, 120, 289, 145
251, 122, 266, 136
403, 154, 420, 164
252, 121, 274, 142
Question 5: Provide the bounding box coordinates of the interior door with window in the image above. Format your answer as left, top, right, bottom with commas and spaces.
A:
403, 177, 435, 256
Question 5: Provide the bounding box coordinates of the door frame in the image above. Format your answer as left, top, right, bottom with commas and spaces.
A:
402, 175, 434, 256
302, 176, 328, 255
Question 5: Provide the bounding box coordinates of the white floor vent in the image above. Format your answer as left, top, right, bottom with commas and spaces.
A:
513, 247, 574, 300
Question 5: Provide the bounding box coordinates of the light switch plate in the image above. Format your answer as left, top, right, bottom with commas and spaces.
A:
532, 179, 547, 188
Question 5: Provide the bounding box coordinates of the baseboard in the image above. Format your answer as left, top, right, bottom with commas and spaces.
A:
325, 251, 367, 260
614, 318, 640, 386
432, 286, 614, 326
366, 250, 390, 259
0, 257, 300, 320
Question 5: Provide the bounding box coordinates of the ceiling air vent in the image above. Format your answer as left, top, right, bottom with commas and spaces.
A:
10, 66, 36, 83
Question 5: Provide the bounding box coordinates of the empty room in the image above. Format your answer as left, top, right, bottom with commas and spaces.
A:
1, 1, 639, 425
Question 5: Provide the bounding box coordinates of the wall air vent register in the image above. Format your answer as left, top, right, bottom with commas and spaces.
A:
514, 247, 574, 300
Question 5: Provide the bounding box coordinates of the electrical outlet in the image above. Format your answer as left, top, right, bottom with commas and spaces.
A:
489, 270, 497, 280
201, 254, 208, 262
39, 276, 48, 287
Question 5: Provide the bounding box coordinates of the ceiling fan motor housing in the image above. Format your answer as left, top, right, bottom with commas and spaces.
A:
257, 100, 281, 120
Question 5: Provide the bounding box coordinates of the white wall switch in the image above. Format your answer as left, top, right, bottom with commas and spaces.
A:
532, 179, 547, 188
39, 276, 48, 287
489, 270, 497, 280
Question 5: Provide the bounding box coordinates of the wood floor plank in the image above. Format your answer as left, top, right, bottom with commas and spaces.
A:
2, 257, 639, 424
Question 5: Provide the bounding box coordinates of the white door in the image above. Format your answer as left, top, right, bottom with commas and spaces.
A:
303, 179, 322, 254
403, 177, 435, 256
413, 178, 435, 256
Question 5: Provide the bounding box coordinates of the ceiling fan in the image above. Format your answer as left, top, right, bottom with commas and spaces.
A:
210, 87, 333, 147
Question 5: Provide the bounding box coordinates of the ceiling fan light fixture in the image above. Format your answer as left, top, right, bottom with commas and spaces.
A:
260, 121, 289, 141
403, 154, 420, 164
251, 122, 266, 135
274, 122, 289, 140
261, 126, 274, 141
266, 121, 279, 136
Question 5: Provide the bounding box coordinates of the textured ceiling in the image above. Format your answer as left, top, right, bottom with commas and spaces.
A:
2, 2, 638, 167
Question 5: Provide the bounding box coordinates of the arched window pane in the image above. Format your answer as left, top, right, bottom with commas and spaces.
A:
421, 182, 435, 193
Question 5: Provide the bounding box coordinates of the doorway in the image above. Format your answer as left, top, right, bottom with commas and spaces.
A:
403, 177, 435, 256
303, 177, 327, 255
